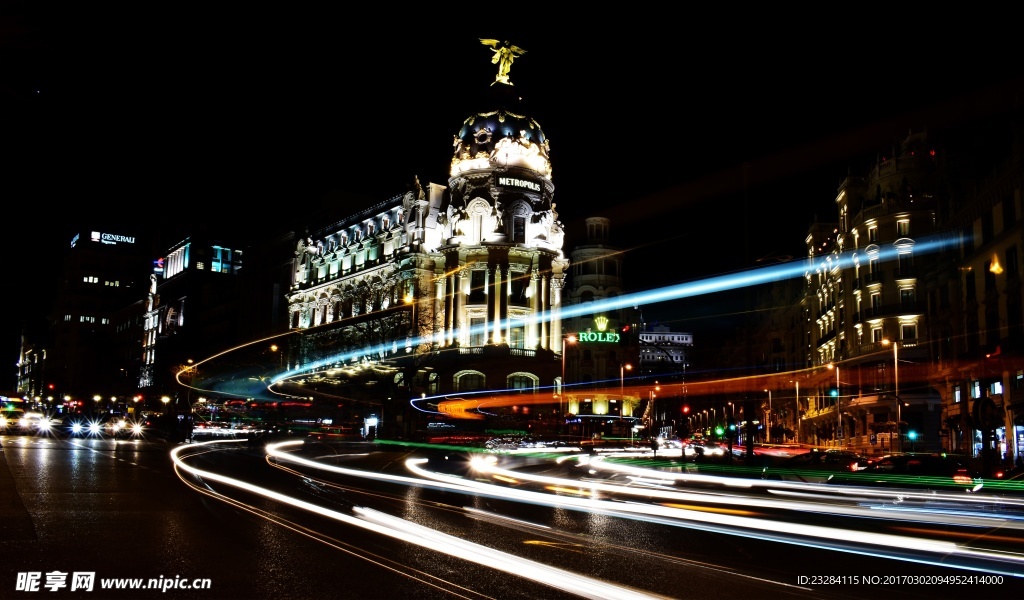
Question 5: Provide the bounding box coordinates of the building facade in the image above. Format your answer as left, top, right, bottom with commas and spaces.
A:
281, 83, 570, 439
18, 228, 152, 415
562, 217, 644, 439
772, 119, 1024, 465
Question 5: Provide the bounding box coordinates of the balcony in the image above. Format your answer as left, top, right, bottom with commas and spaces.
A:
861, 301, 924, 319
863, 271, 884, 284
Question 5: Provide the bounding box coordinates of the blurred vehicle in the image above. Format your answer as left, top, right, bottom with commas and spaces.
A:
1, 408, 26, 433
684, 439, 726, 459
8, 411, 59, 435
761, 449, 871, 484
307, 424, 363, 442
825, 452, 978, 491
64, 414, 113, 438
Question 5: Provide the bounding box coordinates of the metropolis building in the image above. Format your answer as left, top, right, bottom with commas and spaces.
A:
281, 49, 570, 438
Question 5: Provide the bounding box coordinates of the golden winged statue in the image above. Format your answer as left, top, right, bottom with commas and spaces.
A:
480, 39, 526, 86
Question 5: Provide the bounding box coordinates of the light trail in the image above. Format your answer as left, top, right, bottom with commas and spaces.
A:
171, 439, 673, 600
269, 235, 956, 386
261, 442, 1024, 577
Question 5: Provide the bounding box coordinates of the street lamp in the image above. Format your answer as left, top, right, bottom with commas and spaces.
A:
764, 389, 772, 444
882, 339, 901, 452
647, 382, 659, 435
620, 363, 632, 399
828, 362, 841, 449
560, 335, 576, 440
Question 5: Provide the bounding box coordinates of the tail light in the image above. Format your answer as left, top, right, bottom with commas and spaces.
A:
952, 470, 974, 485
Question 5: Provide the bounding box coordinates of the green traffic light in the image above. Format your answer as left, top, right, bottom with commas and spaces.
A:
908, 430, 917, 440
830, 389, 838, 397
715, 426, 724, 435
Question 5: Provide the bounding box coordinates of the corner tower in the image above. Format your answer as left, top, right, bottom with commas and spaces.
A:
435, 41, 568, 353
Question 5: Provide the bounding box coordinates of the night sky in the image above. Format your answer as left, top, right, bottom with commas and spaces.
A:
5, 9, 1024, 390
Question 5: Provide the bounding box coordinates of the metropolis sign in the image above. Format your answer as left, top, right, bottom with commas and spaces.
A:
497, 176, 541, 192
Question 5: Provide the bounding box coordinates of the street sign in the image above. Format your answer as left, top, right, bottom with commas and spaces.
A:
870, 433, 877, 445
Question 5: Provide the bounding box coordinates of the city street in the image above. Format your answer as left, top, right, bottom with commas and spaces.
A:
3, 433, 1024, 599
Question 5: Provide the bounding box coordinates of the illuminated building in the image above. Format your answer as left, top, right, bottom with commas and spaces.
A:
140, 228, 248, 409
282, 62, 568, 438
768, 122, 1024, 463
562, 217, 644, 437
795, 131, 944, 450
23, 228, 151, 412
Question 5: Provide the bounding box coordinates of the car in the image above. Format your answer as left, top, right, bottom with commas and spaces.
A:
761, 449, 872, 484
684, 439, 726, 459
825, 452, 978, 491
1, 409, 26, 433
8, 411, 59, 435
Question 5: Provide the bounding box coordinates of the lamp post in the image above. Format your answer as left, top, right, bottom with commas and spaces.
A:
560, 335, 576, 441
894, 342, 900, 452
764, 389, 772, 444
620, 363, 632, 400
882, 339, 902, 452
828, 362, 841, 449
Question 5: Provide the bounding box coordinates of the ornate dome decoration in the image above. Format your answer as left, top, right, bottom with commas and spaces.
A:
451, 110, 552, 179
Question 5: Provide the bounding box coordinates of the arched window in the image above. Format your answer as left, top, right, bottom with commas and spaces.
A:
455, 370, 486, 392
507, 372, 538, 392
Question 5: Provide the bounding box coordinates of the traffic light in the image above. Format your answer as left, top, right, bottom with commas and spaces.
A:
682, 405, 690, 415
830, 388, 838, 397
907, 430, 917, 441
715, 425, 724, 436
727, 417, 737, 433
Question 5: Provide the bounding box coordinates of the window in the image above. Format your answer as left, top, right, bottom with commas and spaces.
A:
871, 327, 883, 343
456, 372, 486, 392
469, 317, 485, 346
900, 323, 916, 340
871, 292, 881, 311
900, 287, 915, 308
513, 216, 526, 243
508, 373, 536, 391
898, 252, 912, 275
897, 220, 909, 236
868, 226, 878, 242
469, 270, 486, 303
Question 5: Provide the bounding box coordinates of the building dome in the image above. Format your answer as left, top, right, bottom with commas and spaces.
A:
450, 109, 552, 179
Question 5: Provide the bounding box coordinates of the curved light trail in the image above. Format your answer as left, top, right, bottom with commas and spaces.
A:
171, 439, 673, 600
173, 438, 1024, 588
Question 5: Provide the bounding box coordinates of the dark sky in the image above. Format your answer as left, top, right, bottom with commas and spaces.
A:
5, 9, 1024, 389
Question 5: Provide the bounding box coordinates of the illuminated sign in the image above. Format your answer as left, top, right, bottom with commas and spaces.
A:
577, 331, 620, 343
91, 231, 135, 245
497, 176, 541, 191
153, 257, 165, 275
